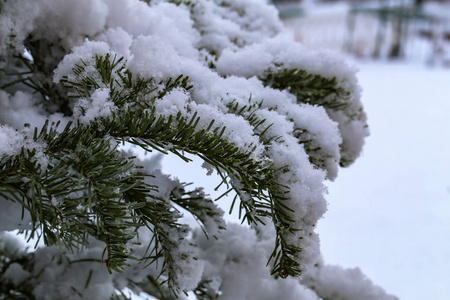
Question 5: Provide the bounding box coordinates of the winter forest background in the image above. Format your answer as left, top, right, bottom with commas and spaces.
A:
0, 0, 449, 299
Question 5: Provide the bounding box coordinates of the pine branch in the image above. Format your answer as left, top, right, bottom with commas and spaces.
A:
0, 124, 152, 273
0, 239, 36, 300
261, 66, 368, 169
139, 201, 191, 294
261, 67, 351, 111
132, 275, 179, 300
0, 39, 72, 115
80, 57, 317, 279
225, 99, 310, 277
0, 52, 329, 285
193, 279, 221, 300
100, 106, 279, 227
63, 53, 303, 279
170, 183, 225, 238
0, 0, 374, 298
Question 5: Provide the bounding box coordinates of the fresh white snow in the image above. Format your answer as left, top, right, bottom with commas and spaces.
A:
1, 0, 449, 299
318, 60, 450, 300
160, 59, 450, 300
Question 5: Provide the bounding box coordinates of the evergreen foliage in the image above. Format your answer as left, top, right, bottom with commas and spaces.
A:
0, 0, 396, 299
262, 67, 351, 110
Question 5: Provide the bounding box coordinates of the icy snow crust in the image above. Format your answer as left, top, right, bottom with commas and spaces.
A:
0, 0, 377, 299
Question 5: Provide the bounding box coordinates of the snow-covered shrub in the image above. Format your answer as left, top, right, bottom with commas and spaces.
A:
0, 0, 394, 299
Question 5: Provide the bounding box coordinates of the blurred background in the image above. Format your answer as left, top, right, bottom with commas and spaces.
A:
267, 0, 450, 299
273, 0, 450, 64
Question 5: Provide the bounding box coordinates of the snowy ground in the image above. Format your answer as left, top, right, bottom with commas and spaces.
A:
318, 59, 450, 300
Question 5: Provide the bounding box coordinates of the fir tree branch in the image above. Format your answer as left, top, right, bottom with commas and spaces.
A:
0, 53, 328, 285
64, 54, 314, 279
170, 183, 226, 238
261, 67, 351, 111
